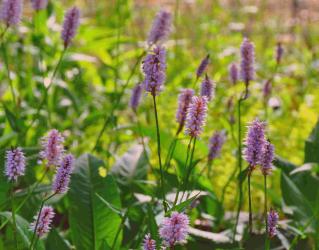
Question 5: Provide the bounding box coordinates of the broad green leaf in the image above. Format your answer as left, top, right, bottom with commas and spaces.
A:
46, 229, 70, 250
68, 154, 122, 250
305, 119, 319, 164
0, 212, 44, 250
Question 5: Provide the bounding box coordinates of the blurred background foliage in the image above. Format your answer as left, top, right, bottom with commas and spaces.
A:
1, 0, 319, 249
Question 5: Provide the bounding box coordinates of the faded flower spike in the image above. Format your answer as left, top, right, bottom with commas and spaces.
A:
196, 54, 210, 79
31, 0, 48, 11
229, 63, 239, 85
40, 129, 64, 167
267, 209, 279, 238
148, 9, 172, 45
61, 7, 80, 48
0, 0, 23, 26
5, 147, 26, 181
30, 206, 55, 238
143, 234, 156, 250
142, 46, 166, 96
185, 96, 208, 138
240, 38, 255, 84
159, 212, 189, 247
130, 83, 143, 112
52, 154, 74, 194
243, 119, 266, 169
260, 140, 274, 175
176, 88, 194, 132
275, 42, 284, 64
208, 131, 226, 162
200, 74, 215, 102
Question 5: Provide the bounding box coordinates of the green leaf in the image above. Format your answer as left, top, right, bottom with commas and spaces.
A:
68, 154, 122, 250
46, 229, 70, 250
305, 119, 319, 164
273, 156, 297, 174
147, 205, 159, 243
0, 212, 44, 250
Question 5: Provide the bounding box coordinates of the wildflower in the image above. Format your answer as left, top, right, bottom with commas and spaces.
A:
143, 234, 156, 250
243, 119, 266, 169
275, 42, 284, 64
196, 54, 210, 79
240, 38, 255, 84
200, 74, 215, 101
61, 7, 80, 48
142, 46, 166, 96
31, 0, 48, 11
260, 141, 274, 175
267, 209, 279, 238
159, 212, 189, 247
52, 154, 74, 194
5, 147, 25, 181
229, 63, 239, 85
130, 83, 143, 112
30, 206, 55, 238
176, 88, 194, 131
185, 96, 208, 138
208, 131, 226, 162
0, 0, 23, 26
40, 129, 64, 167
148, 9, 172, 45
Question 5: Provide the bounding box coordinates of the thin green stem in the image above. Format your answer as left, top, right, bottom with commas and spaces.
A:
152, 94, 167, 212
111, 209, 129, 250
11, 184, 18, 250
221, 165, 237, 205
248, 172, 253, 235
264, 175, 269, 250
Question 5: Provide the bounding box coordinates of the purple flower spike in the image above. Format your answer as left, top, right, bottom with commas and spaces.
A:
0, 0, 23, 26
52, 154, 74, 194
130, 83, 143, 112
208, 131, 226, 162
159, 212, 189, 247
142, 46, 166, 96
30, 206, 55, 238
185, 96, 208, 138
196, 54, 210, 79
260, 141, 274, 175
5, 147, 26, 181
176, 88, 194, 131
31, 0, 48, 11
229, 63, 239, 85
61, 7, 80, 48
148, 9, 172, 45
243, 119, 266, 169
40, 129, 64, 167
268, 209, 279, 238
200, 74, 215, 101
240, 38, 255, 84
275, 42, 284, 64
143, 234, 156, 250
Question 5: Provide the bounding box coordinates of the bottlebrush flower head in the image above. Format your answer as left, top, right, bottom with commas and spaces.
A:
0, 0, 23, 26
143, 234, 156, 250
243, 119, 266, 168
240, 38, 255, 84
52, 154, 74, 194
31, 0, 48, 11
260, 140, 274, 175
185, 96, 208, 138
30, 206, 55, 238
275, 42, 284, 64
159, 212, 189, 247
267, 209, 279, 238
176, 88, 194, 129
130, 83, 143, 112
200, 74, 215, 101
142, 45, 166, 96
61, 7, 80, 48
5, 147, 26, 181
40, 129, 64, 167
208, 131, 226, 162
229, 63, 239, 85
196, 54, 210, 79
148, 9, 172, 45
